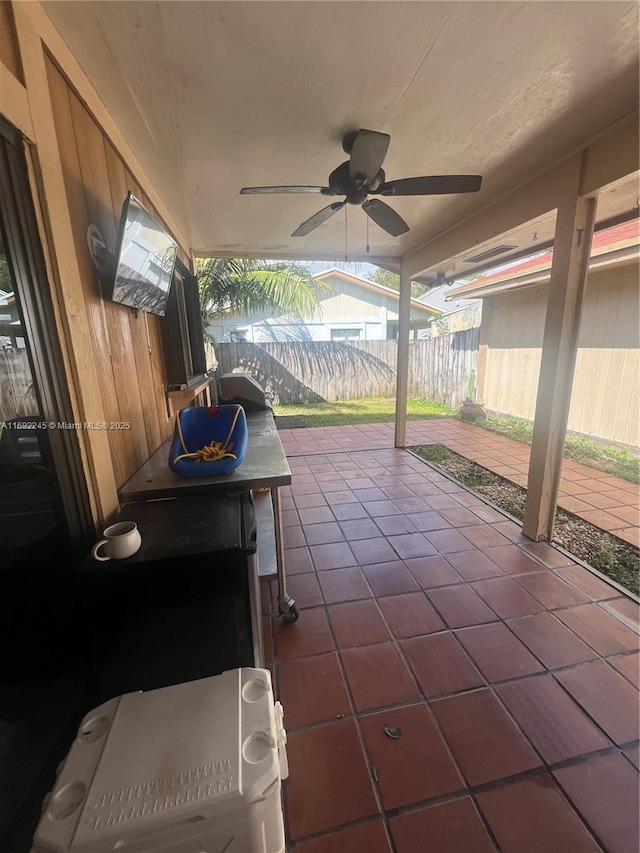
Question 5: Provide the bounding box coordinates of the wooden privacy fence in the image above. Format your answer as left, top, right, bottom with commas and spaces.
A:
0, 349, 38, 421
215, 328, 479, 407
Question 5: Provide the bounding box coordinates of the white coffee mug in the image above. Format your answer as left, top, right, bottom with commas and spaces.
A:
92, 521, 142, 561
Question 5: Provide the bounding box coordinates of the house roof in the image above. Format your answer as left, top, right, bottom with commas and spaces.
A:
313, 268, 439, 314
447, 218, 640, 299
415, 283, 479, 313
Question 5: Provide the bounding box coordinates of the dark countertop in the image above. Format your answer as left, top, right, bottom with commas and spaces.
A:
118, 410, 291, 502
78, 493, 257, 576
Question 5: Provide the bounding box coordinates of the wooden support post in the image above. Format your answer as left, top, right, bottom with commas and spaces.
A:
522, 183, 597, 541
476, 298, 492, 403
395, 266, 411, 447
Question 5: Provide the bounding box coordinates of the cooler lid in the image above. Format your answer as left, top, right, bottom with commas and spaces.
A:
35, 669, 282, 851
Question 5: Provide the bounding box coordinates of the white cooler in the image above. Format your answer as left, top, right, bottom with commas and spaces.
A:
32, 669, 288, 853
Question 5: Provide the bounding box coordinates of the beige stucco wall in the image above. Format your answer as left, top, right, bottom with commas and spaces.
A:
482, 259, 639, 446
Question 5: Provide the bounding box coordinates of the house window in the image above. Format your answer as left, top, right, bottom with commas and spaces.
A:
229, 329, 248, 342
331, 328, 361, 341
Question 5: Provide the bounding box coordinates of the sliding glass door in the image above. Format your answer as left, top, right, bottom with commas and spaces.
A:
0, 119, 94, 670
0, 120, 94, 852
0, 235, 66, 559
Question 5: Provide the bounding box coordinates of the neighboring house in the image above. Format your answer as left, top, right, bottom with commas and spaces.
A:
415, 284, 481, 338
447, 220, 640, 446
206, 268, 438, 343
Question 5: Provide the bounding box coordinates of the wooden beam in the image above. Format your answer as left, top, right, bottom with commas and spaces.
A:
0, 61, 33, 139
198, 249, 400, 268
476, 298, 492, 403
522, 170, 597, 541
394, 265, 411, 448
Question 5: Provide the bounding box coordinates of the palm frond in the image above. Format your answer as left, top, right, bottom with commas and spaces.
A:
197, 257, 330, 321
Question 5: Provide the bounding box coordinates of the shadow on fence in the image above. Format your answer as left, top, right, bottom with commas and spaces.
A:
216, 341, 397, 405
215, 332, 478, 407
220, 343, 325, 404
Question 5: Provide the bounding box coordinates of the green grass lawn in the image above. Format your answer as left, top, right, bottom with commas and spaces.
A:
472, 415, 640, 484
273, 397, 455, 428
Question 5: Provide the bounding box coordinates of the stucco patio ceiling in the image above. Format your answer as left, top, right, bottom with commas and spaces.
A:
411, 172, 640, 287
42, 1, 639, 265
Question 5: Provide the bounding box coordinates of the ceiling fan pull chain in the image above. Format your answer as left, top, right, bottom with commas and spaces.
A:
366, 214, 370, 253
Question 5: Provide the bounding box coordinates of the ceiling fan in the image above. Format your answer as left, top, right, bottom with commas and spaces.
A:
240, 129, 482, 238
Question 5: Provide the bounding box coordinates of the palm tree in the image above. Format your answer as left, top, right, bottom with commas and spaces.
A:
197, 258, 329, 325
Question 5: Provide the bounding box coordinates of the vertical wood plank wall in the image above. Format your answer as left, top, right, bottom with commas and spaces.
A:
45, 57, 178, 488
483, 261, 639, 446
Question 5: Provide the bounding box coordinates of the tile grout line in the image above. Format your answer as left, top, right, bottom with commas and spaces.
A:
277, 445, 638, 850
309, 456, 496, 848
324, 597, 399, 853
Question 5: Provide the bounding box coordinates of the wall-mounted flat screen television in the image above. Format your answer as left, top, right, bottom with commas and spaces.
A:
111, 193, 178, 316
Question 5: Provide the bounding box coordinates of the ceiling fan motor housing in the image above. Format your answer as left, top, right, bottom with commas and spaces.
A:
328, 162, 385, 204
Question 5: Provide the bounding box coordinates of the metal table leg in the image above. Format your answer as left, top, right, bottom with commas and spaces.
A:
271, 486, 299, 623
247, 552, 265, 667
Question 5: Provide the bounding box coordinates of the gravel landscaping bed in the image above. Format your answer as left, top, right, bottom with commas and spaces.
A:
410, 444, 640, 596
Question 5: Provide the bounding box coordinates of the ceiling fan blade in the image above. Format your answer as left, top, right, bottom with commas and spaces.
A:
240, 186, 339, 194
349, 130, 391, 188
362, 199, 409, 237
292, 202, 345, 237
377, 175, 483, 196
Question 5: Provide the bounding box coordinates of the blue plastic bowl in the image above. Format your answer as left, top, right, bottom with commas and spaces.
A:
168, 404, 248, 477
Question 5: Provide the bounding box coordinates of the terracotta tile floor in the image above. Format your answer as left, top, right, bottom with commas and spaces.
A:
264, 429, 639, 852
279, 418, 639, 547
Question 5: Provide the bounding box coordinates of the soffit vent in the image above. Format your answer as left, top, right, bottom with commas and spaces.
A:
464, 244, 517, 263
